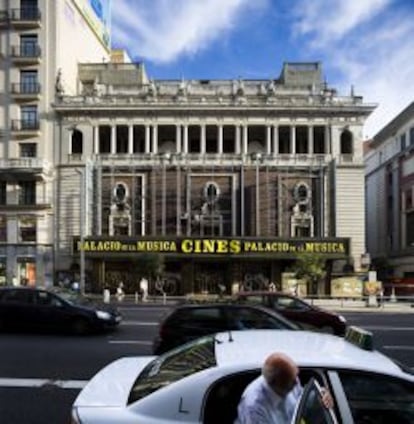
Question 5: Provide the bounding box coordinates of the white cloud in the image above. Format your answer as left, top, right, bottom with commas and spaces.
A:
111, 0, 263, 63
292, 0, 414, 138
293, 0, 392, 47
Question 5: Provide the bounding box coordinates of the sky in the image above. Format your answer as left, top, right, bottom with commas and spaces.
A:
110, 0, 414, 139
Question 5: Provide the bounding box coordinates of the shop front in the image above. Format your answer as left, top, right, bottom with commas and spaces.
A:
73, 237, 350, 295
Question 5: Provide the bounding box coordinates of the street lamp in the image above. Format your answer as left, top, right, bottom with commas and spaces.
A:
75, 168, 86, 294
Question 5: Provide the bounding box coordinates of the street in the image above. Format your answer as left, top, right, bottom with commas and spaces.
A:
0, 306, 413, 424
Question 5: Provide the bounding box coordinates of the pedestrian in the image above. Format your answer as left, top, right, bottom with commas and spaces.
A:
234, 352, 333, 423
116, 281, 125, 302
268, 282, 276, 292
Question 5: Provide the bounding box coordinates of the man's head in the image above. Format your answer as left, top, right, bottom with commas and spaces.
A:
262, 352, 299, 397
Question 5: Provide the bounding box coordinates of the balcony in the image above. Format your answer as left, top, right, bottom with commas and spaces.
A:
10, 119, 40, 138
0, 8, 41, 28
10, 44, 41, 65
0, 158, 53, 179
10, 82, 41, 101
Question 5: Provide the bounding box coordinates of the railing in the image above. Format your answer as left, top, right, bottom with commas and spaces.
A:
10, 8, 41, 21
11, 119, 40, 131
0, 158, 51, 170
11, 44, 41, 58
11, 82, 41, 94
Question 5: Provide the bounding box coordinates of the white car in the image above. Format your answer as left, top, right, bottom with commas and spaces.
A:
71, 328, 414, 424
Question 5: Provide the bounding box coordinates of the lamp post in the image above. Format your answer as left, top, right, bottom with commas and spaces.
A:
75, 168, 86, 295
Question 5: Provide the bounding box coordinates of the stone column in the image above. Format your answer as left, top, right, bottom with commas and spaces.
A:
183, 124, 188, 153
200, 124, 206, 154
273, 125, 279, 155
128, 125, 134, 154
242, 125, 248, 155
93, 126, 99, 154
176, 124, 181, 153
266, 125, 272, 155
290, 125, 296, 154
308, 125, 314, 155
110, 125, 116, 154
235, 125, 241, 154
152, 124, 158, 154
145, 125, 151, 153
218, 124, 223, 154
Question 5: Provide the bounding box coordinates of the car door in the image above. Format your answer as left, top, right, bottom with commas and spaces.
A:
34, 290, 73, 330
292, 377, 339, 424
0, 289, 37, 329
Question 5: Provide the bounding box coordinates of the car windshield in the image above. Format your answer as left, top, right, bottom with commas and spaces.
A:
128, 336, 216, 404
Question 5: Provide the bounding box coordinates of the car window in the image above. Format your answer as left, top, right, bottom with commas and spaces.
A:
275, 297, 309, 311
36, 291, 63, 307
0, 289, 33, 305
338, 371, 414, 424
293, 378, 338, 424
231, 307, 292, 330
128, 336, 216, 404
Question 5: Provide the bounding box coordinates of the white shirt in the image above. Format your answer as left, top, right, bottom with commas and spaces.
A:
235, 375, 303, 424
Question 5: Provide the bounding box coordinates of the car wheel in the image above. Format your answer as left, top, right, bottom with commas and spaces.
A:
72, 318, 90, 335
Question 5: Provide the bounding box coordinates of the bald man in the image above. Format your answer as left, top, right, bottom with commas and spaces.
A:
235, 352, 332, 424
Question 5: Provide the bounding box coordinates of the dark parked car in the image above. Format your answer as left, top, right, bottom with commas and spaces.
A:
153, 302, 299, 354
235, 291, 347, 336
0, 286, 122, 334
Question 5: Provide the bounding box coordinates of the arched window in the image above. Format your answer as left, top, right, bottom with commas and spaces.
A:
71, 129, 83, 154
340, 130, 353, 154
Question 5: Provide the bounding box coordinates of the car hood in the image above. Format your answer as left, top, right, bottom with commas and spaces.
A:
74, 356, 155, 407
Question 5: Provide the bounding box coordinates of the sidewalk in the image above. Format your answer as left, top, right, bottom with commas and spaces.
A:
308, 298, 414, 313
97, 294, 414, 312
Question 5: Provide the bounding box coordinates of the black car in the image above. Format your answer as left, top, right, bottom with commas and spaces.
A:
236, 291, 347, 336
0, 286, 122, 334
153, 302, 299, 354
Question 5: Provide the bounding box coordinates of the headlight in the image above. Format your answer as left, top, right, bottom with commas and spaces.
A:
338, 315, 347, 323
96, 310, 111, 320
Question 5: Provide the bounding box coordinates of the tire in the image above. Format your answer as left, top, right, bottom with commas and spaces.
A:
72, 318, 90, 335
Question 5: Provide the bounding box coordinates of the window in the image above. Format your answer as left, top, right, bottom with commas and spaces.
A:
401, 133, 407, 150
19, 216, 36, 242
231, 306, 294, 330
340, 130, 353, 154
20, 143, 37, 158
21, 0, 39, 20
0, 181, 6, 204
0, 216, 7, 241
20, 70, 38, 93
71, 130, 83, 154
18, 181, 36, 205
20, 105, 38, 129
20, 34, 38, 57
128, 336, 216, 403
410, 127, 414, 146
0, 289, 33, 304
338, 371, 414, 424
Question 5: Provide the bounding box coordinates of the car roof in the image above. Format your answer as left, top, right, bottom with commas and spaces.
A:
213, 329, 410, 379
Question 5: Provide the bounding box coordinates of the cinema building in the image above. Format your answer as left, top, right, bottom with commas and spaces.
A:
54, 61, 375, 295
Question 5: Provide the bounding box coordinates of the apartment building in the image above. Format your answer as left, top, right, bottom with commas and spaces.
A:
0, 0, 111, 286
365, 101, 414, 279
